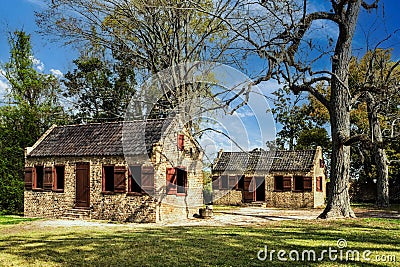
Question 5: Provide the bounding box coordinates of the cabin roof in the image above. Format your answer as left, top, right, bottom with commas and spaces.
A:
27, 119, 170, 157
212, 149, 318, 173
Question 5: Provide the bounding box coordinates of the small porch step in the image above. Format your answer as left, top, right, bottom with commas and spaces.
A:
245, 202, 267, 208
62, 208, 91, 220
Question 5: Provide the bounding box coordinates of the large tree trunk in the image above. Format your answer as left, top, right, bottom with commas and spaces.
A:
318, 1, 363, 219
366, 93, 390, 207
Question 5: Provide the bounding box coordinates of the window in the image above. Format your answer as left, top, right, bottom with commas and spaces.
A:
237, 175, 245, 190
33, 165, 44, 190
103, 165, 114, 192
319, 159, 325, 168
220, 175, 229, 189
177, 134, 184, 151
102, 165, 126, 193
53, 165, 65, 191
294, 176, 304, 191
128, 165, 154, 195
129, 165, 142, 193
274, 176, 292, 191
316, 176, 323, 192
274, 176, 284, 191
176, 168, 187, 194
166, 167, 187, 195
229, 175, 238, 190
294, 176, 312, 192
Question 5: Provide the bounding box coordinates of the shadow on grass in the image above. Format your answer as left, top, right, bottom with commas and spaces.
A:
0, 219, 398, 266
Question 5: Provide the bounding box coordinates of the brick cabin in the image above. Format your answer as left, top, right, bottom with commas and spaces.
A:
211, 147, 326, 208
24, 119, 203, 222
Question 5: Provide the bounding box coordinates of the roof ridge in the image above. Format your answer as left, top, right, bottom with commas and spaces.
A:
55, 118, 168, 128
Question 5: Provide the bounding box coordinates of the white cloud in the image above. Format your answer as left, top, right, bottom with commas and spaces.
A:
0, 72, 10, 100
50, 69, 63, 78
29, 56, 45, 72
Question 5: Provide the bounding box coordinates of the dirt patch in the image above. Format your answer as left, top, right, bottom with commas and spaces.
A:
22, 206, 399, 230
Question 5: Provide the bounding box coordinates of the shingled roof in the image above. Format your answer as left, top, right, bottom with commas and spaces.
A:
212, 149, 318, 173
27, 120, 170, 157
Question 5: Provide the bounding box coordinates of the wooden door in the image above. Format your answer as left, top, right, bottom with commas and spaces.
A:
255, 176, 265, 202
75, 162, 90, 208
243, 176, 255, 202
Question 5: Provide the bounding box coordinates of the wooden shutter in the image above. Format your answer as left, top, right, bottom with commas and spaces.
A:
177, 134, 184, 151
166, 167, 177, 195
141, 166, 155, 194
114, 166, 126, 193
212, 176, 219, 190
44, 167, 53, 191
229, 175, 238, 189
283, 176, 292, 191
24, 167, 33, 190
304, 176, 312, 191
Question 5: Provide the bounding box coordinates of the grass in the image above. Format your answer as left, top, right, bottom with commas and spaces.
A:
0, 215, 38, 225
0, 216, 399, 266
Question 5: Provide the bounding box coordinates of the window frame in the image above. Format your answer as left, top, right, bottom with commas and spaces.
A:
33, 165, 44, 191
53, 165, 65, 192
274, 175, 284, 192
293, 175, 305, 192
316, 176, 323, 192
220, 175, 229, 190
166, 166, 187, 196
128, 165, 142, 195
176, 167, 187, 196
102, 165, 115, 194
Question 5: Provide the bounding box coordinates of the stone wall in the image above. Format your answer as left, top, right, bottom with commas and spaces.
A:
212, 190, 243, 206
25, 122, 204, 222
264, 173, 314, 208
211, 147, 326, 208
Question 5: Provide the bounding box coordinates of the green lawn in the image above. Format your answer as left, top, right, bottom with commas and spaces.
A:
0, 216, 398, 266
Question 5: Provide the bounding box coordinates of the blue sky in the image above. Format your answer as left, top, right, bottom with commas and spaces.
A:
0, 0, 78, 74
0, 0, 399, 155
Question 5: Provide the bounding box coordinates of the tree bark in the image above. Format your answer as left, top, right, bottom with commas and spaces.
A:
318, 1, 363, 219
366, 93, 390, 207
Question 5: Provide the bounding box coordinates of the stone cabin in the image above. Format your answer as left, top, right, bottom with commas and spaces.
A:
24, 119, 203, 222
211, 147, 326, 208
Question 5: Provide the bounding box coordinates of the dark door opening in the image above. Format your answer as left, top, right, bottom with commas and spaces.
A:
255, 176, 265, 202
75, 162, 90, 208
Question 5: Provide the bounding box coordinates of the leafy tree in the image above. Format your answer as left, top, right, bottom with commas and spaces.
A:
0, 30, 65, 212
219, 0, 385, 218
63, 47, 136, 122
36, 0, 234, 118
348, 49, 400, 207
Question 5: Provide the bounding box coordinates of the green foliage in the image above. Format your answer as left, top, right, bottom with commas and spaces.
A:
0, 30, 66, 213
270, 86, 331, 151
63, 52, 136, 122
295, 128, 330, 151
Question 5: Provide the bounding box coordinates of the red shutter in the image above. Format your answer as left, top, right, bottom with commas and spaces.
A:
229, 175, 238, 189
177, 134, 184, 151
316, 176, 323, 192
141, 166, 155, 194
44, 167, 53, 191
166, 167, 177, 195
24, 167, 33, 190
283, 176, 292, 191
114, 166, 126, 193
304, 176, 312, 191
